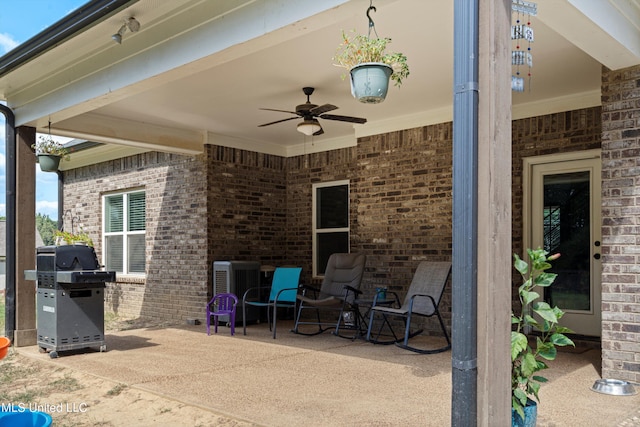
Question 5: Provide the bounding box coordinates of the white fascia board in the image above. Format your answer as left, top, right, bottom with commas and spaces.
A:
10, 0, 355, 128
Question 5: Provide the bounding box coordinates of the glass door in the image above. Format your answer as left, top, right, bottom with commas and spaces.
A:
528, 154, 601, 336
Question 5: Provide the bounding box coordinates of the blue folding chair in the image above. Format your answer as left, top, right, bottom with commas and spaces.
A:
242, 267, 302, 338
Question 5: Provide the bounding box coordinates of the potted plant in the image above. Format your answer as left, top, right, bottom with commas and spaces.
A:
333, 30, 409, 104
32, 135, 70, 172
511, 248, 575, 426
54, 230, 94, 247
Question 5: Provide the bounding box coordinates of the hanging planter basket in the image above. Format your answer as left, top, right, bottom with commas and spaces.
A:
37, 154, 62, 172
349, 62, 393, 104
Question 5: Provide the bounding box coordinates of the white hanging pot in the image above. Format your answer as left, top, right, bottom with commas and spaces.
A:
349, 62, 393, 104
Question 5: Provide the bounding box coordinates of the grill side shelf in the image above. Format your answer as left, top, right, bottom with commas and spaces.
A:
55, 271, 116, 284
24, 270, 37, 281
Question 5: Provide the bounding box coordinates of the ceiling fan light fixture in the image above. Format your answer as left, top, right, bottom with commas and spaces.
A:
297, 119, 321, 136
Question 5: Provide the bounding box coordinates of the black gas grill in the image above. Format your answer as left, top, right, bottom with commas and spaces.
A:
24, 245, 116, 358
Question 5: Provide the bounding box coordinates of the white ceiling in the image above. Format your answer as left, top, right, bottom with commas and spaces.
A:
1, 0, 639, 163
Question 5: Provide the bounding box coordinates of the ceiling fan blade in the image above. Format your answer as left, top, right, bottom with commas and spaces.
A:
319, 114, 367, 124
309, 104, 338, 116
258, 116, 299, 127
260, 108, 300, 115
313, 127, 324, 136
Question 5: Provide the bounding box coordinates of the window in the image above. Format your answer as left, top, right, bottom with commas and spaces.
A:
312, 180, 349, 277
103, 190, 146, 274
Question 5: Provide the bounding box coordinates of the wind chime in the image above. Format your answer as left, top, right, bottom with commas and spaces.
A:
511, 0, 537, 92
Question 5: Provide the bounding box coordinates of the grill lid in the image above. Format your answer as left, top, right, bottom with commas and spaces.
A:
37, 245, 100, 271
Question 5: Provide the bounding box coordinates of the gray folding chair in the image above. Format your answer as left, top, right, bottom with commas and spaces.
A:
366, 261, 451, 354
292, 253, 366, 337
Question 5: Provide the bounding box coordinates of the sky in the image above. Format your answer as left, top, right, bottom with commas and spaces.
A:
0, 0, 88, 220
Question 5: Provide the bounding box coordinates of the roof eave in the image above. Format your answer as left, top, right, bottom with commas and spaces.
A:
0, 0, 138, 77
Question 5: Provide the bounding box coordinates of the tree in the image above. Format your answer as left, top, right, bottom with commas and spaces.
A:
36, 213, 58, 246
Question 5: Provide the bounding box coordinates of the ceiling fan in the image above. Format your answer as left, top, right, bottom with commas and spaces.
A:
258, 87, 367, 136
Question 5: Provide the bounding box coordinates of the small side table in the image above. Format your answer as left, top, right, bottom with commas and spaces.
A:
354, 293, 400, 343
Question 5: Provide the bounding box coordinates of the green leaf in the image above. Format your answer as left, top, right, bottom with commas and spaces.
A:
540, 319, 551, 333
551, 333, 575, 347
532, 302, 559, 323
534, 272, 556, 287
512, 396, 525, 421
519, 279, 532, 294
532, 375, 548, 383
538, 345, 557, 361
521, 353, 538, 377
527, 381, 541, 401
514, 254, 528, 275
513, 388, 528, 406
521, 290, 540, 305
511, 332, 528, 360
534, 260, 552, 271
552, 306, 565, 320
522, 315, 540, 330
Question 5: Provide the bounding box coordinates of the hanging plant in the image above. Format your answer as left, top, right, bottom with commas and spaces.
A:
32, 135, 70, 158
332, 8, 409, 105
332, 29, 410, 87
31, 135, 70, 172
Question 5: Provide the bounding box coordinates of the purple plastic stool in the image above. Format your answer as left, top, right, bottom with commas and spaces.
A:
206, 293, 239, 335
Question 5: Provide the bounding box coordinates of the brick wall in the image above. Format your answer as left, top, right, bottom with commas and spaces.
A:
284, 111, 601, 334
601, 64, 640, 382
62, 152, 208, 321
282, 130, 454, 333
61, 106, 604, 340
207, 146, 288, 291
286, 146, 360, 285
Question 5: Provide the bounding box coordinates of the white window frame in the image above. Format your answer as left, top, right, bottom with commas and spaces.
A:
102, 189, 146, 275
312, 180, 350, 277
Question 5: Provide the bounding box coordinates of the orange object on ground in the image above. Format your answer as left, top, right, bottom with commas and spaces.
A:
0, 336, 10, 360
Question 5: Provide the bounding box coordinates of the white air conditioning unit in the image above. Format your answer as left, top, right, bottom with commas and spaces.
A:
212, 260, 261, 324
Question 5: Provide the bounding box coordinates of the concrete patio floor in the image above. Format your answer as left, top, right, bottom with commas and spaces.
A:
17, 320, 640, 426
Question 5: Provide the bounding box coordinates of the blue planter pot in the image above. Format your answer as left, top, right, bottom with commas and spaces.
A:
349, 62, 393, 104
0, 406, 52, 427
512, 399, 537, 427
